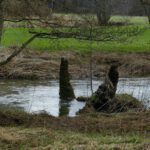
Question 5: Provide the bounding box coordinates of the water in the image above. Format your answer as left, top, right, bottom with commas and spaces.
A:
0, 78, 149, 117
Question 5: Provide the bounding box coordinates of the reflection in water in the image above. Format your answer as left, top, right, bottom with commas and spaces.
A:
59, 101, 70, 116
0, 78, 150, 117
69, 100, 86, 117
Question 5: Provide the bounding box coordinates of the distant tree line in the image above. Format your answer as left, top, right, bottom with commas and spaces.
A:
1, 0, 149, 17
0, 0, 52, 43
53, 0, 148, 16
0, 0, 149, 22
0, 0, 145, 67
2, 0, 51, 18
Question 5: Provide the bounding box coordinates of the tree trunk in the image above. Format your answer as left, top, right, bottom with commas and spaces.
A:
92, 65, 119, 112
59, 58, 75, 100
143, 5, 150, 24
0, 0, 4, 44
140, 0, 150, 24
95, 0, 111, 25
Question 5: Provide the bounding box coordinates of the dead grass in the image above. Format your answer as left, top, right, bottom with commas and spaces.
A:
0, 127, 26, 144
0, 126, 149, 150
0, 106, 150, 149
0, 49, 150, 79
0, 106, 150, 134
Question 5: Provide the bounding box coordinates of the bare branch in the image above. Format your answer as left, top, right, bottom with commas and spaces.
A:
0, 33, 41, 66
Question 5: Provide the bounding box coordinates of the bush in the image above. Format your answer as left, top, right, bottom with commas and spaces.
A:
80, 94, 145, 114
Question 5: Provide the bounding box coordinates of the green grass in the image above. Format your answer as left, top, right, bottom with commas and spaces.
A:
0, 127, 149, 150
1, 16, 150, 53
110, 16, 150, 25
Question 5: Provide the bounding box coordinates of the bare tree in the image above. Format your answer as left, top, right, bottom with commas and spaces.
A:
0, 1, 142, 67
0, 0, 52, 44
0, 0, 4, 43
140, 0, 150, 23
94, 0, 111, 25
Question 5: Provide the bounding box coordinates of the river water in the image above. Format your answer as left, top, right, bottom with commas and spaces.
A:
0, 78, 149, 117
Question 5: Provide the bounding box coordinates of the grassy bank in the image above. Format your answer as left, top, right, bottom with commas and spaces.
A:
1, 16, 150, 53
0, 126, 149, 150
0, 106, 150, 149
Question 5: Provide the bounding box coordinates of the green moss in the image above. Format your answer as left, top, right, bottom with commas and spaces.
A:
86, 94, 144, 113
114, 94, 144, 112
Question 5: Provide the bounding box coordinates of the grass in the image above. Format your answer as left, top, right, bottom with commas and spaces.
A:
1, 16, 150, 53
110, 16, 150, 25
0, 127, 149, 150
0, 106, 150, 149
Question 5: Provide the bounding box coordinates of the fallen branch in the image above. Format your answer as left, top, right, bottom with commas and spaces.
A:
0, 33, 40, 66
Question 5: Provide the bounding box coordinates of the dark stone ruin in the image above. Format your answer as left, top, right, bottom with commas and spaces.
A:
59, 57, 75, 101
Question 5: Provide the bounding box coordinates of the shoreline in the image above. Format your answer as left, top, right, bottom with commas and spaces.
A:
0, 49, 150, 80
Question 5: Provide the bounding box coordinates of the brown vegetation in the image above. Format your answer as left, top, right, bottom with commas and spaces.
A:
0, 106, 149, 149
0, 125, 149, 150
0, 106, 149, 134
0, 49, 150, 80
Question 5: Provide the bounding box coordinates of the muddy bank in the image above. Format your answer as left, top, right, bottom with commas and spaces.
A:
0, 49, 150, 79
0, 105, 150, 133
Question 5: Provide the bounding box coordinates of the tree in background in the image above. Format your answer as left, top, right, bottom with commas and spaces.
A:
0, 0, 52, 44
142, 0, 150, 4
140, 0, 150, 23
0, 0, 4, 44
3, 0, 51, 18
0, 0, 144, 100
94, 0, 111, 25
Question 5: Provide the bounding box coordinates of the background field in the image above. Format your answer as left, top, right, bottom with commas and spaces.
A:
1, 16, 150, 53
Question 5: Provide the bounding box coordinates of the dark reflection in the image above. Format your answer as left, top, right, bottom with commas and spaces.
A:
59, 100, 70, 116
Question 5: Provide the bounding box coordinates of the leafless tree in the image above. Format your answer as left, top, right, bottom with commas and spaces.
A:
0, 0, 4, 43
140, 0, 150, 23
0, 0, 52, 43
94, 0, 111, 25
0, 1, 142, 68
